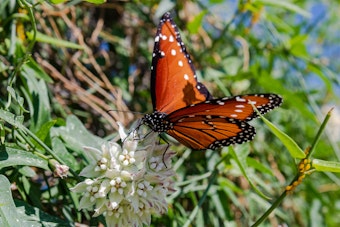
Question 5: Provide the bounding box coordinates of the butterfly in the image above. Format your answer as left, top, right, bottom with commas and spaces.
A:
141, 12, 282, 150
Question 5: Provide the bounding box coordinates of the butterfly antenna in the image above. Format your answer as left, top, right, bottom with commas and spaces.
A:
107, 109, 144, 116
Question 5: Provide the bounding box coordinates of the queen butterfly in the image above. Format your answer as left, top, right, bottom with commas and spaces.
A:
141, 12, 282, 150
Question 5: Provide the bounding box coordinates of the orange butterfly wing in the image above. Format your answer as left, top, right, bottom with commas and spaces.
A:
166, 94, 282, 150
142, 12, 283, 150
151, 12, 212, 114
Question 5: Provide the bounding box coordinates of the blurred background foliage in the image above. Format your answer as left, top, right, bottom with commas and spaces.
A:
0, 0, 340, 226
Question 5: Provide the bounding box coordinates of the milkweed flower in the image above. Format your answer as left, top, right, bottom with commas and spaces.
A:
71, 123, 176, 226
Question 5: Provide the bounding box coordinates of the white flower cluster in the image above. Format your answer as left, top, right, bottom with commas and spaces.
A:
71, 124, 176, 226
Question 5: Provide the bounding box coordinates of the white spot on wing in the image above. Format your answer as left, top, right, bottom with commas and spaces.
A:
169, 35, 174, 42
178, 60, 183, 67
155, 36, 159, 42
171, 49, 176, 56
184, 74, 189, 80
236, 96, 246, 102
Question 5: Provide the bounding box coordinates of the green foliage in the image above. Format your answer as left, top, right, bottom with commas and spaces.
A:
0, 0, 339, 226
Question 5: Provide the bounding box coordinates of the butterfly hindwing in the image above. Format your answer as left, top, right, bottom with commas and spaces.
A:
167, 116, 255, 150
151, 12, 212, 114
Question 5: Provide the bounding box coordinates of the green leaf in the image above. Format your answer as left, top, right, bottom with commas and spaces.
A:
229, 146, 271, 200
7, 86, 28, 113
0, 175, 22, 227
21, 175, 42, 209
49, 0, 67, 3
312, 159, 340, 173
18, 166, 37, 178
32, 120, 57, 148
0, 146, 49, 170
254, 0, 311, 18
52, 137, 79, 170
15, 200, 74, 226
51, 115, 105, 154
20, 67, 52, 132
84, 0, 106, 4
247, 157, 274, 176
209, 0, 224, 3
21, 57, 53, 83
187, 10, 207, 34
26, 31, 84, 50
307, 63, 333, 92
0, 109, 24, 129
0, 121, 4, 144
253, 107, 306, 159
288, 35, 309, 59
31, 120, 56, 149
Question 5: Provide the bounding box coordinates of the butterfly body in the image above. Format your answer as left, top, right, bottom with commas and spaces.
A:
142, 12, 283, 150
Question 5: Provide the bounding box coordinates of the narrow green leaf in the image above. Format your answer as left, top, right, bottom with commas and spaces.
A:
84, 0, 106, 4
247, 157, 274, 176
21, 57, 53, 83
49, 0, 67, 3
26, 31, 84, 50
0, 121, 5, 144
312, 159, 340, 173
0, 175, 22, 227
229, 146, 271, 200
209, 0, 224, 3
253, 106, 306, 159
307, 63, 332, 92
31, 120, 56, 149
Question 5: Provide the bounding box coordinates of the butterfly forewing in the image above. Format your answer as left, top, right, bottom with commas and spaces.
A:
151, 12, 211, 114
168, 94, 282, 122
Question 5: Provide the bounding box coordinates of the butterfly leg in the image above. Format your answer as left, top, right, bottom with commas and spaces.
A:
158, 133, 170, 168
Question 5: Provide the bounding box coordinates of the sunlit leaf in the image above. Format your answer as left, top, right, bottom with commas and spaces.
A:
312, 159, 340, 173
187, 10, 207, 34
253, 106, 306, 159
